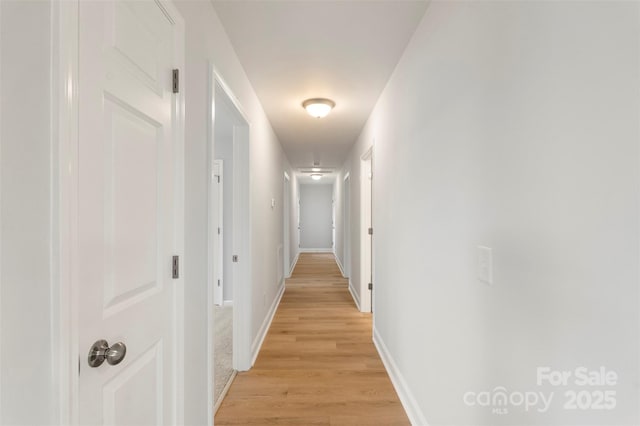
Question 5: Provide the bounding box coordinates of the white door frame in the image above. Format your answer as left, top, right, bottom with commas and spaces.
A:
343, 172, 351, 278
207, 65, 252, 426
53, 2, 80, 422
283, 172, 291, 279
212, 160, 224, 306
360, 146, 373, 313
332, 193, 336, 253
53, 1, 186, 423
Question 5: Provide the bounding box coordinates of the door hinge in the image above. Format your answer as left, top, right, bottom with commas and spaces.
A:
368, 283, 373, 290
215, 175, 220, 183
217, 279, 221, 287
232, 255, 239, 263
172, 255, 179, 279
172, 69, 179, 93
217, 227, 221, 235
368, 227, 373, 235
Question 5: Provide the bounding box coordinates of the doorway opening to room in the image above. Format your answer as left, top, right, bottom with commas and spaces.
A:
207, 69, 252, 420
360, 147, 373, 313
343, 173, 351, 279
283, 173, 292, 278
299, 182, 335, 253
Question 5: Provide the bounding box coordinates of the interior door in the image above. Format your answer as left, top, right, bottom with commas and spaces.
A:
77, 1, 183, 424
213, 160, 224, 306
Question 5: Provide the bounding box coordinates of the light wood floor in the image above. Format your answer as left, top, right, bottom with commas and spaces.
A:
214, 253, 410, 425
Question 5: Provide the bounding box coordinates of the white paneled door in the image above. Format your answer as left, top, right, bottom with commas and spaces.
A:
77, 1, 183, 424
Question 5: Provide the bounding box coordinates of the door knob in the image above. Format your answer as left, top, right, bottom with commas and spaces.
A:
88, 339, 127, 367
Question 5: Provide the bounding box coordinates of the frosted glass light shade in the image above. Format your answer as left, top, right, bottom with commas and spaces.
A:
302, 98, 335, 118
310, 174, 322, 180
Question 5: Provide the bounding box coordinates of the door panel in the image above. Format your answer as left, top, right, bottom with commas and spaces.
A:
103, 97, 161, 315
102, 342, 163, 426
78, 1, 181, 424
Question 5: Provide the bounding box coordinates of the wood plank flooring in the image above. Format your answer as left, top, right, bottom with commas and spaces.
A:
214, 253, 410, 426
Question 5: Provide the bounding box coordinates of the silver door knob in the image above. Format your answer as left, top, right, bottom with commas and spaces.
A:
88, 339, 127, 367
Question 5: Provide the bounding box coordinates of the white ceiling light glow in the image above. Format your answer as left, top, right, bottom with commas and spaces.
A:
310, 173, 322, 181
302, 98, 335, 118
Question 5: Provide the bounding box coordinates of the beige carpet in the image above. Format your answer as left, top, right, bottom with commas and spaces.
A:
214, 305, 234, 406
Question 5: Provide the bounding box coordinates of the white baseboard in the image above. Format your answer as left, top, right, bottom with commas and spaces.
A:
213, 370, 237, 414
299, 248, 332, 253
222, 300, 233, 307
251, 283, 285, 366
373, 327, 428, 426
348, 279, 361, 311
335, 256, 346, 277
288, 252, 299, 277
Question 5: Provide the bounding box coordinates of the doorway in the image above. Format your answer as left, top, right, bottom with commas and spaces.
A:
343, 173, 351, 278
283, 173, 291, 278
360, 147, 373, 313
299, 183, 334, 252
207, 68, 251, 421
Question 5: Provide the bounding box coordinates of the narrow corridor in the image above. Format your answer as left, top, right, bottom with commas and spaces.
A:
215, 253, 409, 425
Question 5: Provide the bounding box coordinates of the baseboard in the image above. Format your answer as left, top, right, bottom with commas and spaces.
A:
288, 252, 299, 277
299, 248, 332, 253
348, 279, 361, 311
213, 370, 237, 414
335, 255, 346, 277
251, 283, 285, 366
373, 327, 428, 426
222, 300, 233, 307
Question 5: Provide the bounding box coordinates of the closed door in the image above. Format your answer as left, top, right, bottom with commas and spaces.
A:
77, 1, 183, 424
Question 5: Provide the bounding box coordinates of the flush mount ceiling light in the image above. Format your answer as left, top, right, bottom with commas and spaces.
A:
302, 98, 335, 118
310, 173, 322, 181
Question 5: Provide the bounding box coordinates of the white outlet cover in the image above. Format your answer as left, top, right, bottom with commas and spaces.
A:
477, 246, 493, 285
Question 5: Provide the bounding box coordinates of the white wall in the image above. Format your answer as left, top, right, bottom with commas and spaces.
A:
173, 1, 291, 423
341, 1, 640, 425
299, 183, 334, 250
0, 1, 55, 423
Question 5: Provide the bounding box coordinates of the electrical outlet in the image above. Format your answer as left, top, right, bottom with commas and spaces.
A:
477, 246, 493, 285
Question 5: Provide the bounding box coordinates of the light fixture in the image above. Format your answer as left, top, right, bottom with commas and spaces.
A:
311, 167, 321, 172
310, 173, 322, 181
302, 98, 335, 118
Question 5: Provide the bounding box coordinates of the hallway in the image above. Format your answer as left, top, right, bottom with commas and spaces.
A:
215, 253, 409, 425
2, 1, 638, 424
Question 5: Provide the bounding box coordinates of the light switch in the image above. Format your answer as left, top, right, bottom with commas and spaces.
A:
271, 198, 275, 209
477, 246, 493, 285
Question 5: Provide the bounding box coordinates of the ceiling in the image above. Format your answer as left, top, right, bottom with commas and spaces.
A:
211, 0, 429, 171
